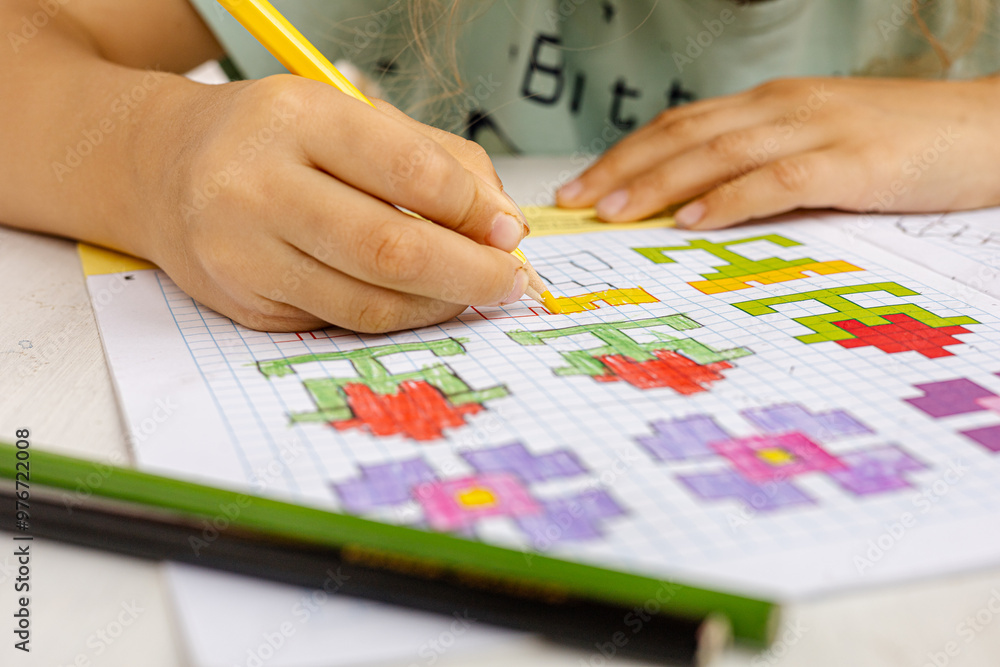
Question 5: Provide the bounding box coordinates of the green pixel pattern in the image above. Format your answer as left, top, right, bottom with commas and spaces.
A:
256, 339, 508, 423
507, 316, 751, 378
731, 282, 980, 344
633, 235, 820, 280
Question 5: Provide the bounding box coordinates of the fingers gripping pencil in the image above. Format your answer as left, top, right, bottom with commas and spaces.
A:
216, 0, 549, 307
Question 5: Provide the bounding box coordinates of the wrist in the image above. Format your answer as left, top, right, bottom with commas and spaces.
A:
122, 72, 238, 263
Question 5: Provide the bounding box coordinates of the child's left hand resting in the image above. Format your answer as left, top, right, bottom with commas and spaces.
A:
557, 76, 1000, 229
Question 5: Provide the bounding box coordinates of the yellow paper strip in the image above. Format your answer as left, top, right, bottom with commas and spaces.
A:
523, 206, 675, 238
77, 243, 157, 277
76, 207, 668, 278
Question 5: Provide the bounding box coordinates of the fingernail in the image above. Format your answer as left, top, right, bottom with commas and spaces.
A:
502, 191, 530, 234
596, 189, 629, 218
675, 201, 706, 228
500, 267, 528, 305
487, 213, 523, 252
558, 179, 584, 202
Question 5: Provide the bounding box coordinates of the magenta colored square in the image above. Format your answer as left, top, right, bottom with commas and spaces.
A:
414, 473, 541, 532
710, 433, 846, 482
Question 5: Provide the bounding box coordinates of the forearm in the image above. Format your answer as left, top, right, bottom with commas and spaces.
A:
0, 0, 218, 255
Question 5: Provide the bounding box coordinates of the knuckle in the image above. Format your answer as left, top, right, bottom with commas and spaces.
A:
634, 169, 670, 199
668, 116, 700, 138
769, 158, 813, 193
366, 224, 428, 283
352, 298, 402, 334
248, 75, 312, 116
230, 297, 317, 332
387, 138, 449, 195
417, 147, 458, 201
235, 309, 295, 332
463, 142, 503, 189
458, 139, 491, 169
705, 132, 748, 161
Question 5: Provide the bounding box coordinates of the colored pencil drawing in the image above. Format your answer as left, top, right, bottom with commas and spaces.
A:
463, 302, 551, 321
256, 339, 508, 441
905, 375, 1000, 453
733, 283, 978, 357
636, 404, 927, 511
633, 234, 862, 294
267, 329, 358, 344
331, 442, 625, 545
462, 287, 657, 320
540, 287, 659, 314
507, 316, 751, 394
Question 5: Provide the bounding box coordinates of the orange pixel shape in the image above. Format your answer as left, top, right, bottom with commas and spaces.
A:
542, 287, 659, 314
689, 260, 862, 294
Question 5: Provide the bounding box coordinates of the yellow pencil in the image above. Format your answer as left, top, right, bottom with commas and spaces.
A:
217, 0, 371, 106
216, 0, 548, 307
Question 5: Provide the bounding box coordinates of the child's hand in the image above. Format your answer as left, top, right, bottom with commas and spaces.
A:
137, 76, 528, 333
557, 76, 1000, 229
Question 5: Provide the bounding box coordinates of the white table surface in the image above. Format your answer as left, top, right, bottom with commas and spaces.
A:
3, 156, 1000, 667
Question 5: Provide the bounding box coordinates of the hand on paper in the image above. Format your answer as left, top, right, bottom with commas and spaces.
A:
140, 76, 528, 332
557, 76, 1000, 230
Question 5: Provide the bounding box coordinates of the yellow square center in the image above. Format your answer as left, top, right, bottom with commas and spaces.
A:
757, 448, 796, 466
456, 487, 497, 507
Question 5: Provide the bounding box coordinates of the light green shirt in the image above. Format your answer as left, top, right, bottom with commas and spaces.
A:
189, 0, 1000, 155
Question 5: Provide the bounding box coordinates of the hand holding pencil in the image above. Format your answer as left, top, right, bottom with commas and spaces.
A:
203, 0, 547, 319
81, 1, 542, 335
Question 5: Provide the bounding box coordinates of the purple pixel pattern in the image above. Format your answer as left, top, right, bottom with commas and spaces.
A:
677, 470, 815, 512
516, 489, 627, 543
742, 404, 871, 441
332, 443, 626, 542
905, 379, 997, 418
333, 458, 436, 513
463, 441, 586, 482
826, 445, 927, 495
636, 415, 731, 461
961, 425, 1000, 453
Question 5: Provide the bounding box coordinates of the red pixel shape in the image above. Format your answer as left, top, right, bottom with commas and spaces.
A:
593, 350, 733, 393
270, 330, 355, 344
833, 313, 971, 359
468, 305, 549, 320
332, 380, 483, 441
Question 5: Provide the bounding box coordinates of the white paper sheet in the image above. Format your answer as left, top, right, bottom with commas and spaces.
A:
83, 166, 1000, 664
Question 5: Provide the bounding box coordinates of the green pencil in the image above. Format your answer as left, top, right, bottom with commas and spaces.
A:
0, 441, 778, 659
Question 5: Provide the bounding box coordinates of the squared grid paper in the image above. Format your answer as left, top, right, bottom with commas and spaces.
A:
101, 218, 1000, 598
856, 209, 1000, 301
893, 211, 1000, 268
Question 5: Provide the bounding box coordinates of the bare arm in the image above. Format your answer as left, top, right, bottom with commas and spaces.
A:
0, 0, 221, 249
0, 0, 528, 333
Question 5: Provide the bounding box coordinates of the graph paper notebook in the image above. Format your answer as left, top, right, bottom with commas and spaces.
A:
47, 204, 1000, 660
